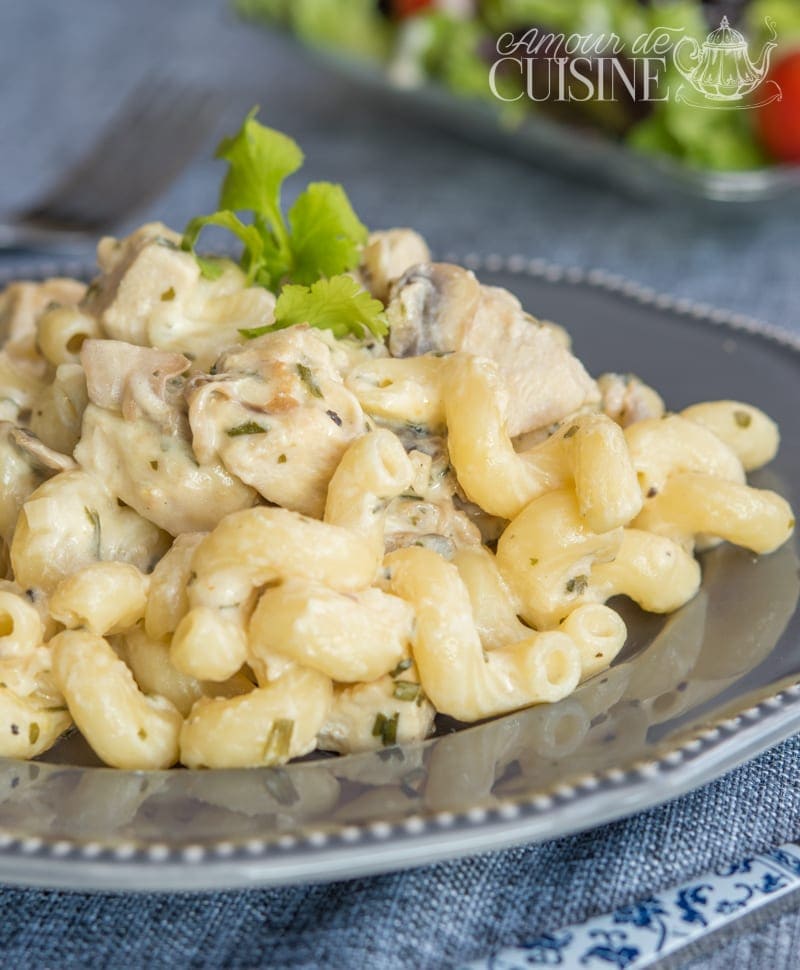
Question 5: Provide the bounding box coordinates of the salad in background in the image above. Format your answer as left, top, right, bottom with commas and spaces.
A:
237, 0, 800, 172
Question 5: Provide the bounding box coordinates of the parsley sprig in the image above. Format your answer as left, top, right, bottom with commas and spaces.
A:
183, 109, 386, 340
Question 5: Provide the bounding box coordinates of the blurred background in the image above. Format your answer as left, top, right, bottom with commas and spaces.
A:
1, 0, 799, 325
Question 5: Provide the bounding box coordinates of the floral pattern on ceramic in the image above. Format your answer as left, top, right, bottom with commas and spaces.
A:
464, 843, 800, 970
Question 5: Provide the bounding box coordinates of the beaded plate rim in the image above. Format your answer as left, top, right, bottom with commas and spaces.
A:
0, 252, 798, 892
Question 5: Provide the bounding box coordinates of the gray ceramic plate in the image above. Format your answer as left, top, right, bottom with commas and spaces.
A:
1, 256, 799, 892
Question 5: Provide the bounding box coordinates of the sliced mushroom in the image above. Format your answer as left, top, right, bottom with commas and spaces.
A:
9, 428, 76, 473
387, 263, 481, 357
81, 339, 190, 435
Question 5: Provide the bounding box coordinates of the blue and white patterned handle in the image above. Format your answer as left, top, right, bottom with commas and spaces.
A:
462, 843, 800, 970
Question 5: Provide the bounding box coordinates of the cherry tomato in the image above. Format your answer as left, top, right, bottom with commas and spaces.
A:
391, 0, 434, 19
756, 50, 800, 164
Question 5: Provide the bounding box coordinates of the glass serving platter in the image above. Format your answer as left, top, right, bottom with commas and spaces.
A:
270, 36, 800, 207
0, 255, 798, 891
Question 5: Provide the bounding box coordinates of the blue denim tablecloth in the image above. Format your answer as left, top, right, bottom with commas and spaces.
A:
2, 2, 800, 967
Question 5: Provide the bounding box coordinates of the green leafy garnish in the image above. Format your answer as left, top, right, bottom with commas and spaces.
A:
182, 110, 368, 295
280, 276, 387, 337
287, 182, 368, 285
734, 410, 752, 429
239, 275, 387, 341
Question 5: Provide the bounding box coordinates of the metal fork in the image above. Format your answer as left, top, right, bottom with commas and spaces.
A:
0, 77, 225, 252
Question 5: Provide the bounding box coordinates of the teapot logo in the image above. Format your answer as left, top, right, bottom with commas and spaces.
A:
673, 17, 782, 108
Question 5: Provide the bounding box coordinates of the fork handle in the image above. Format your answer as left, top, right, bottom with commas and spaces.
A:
0, 222, 95, 254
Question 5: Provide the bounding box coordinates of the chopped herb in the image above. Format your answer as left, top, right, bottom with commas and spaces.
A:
226, 421, 267, 436
529, 557, 539, 567
372, 711, 399, 747
28, 723, 39, 745
296, 363, 323, 398
84, 506, 102, 559
24, 589, 36, 602
378, 379, 393, 388
149, 459, 159, 471
10, 724, 18, 736
326, 409, 342, 427
565, 574, 589, 596
137, 728, 147, 740
563, 424, 579, 439
263, 768, 300, 806
263, 718, 294, 764
393, 681, 421, 702
734, 410, 752, 428
277, 453, 287, 464
154, 236, 179, 250
44, 705, 68, 713
390, 658, 412, 678
160, 286, 176, 302
646, 486, 658, 498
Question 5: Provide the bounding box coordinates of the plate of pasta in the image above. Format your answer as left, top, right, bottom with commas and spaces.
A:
0, 114, 798, 891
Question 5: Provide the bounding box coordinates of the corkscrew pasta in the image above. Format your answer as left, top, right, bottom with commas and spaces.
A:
0, 220, 793, 769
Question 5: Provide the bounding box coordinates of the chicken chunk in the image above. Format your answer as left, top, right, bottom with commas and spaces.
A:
387, 264, 599, 436
85, 223, 275, 369
10, 470, 170, 596
75, 340, 256, 535
187, 325, 369, 518
75, 406, 256, 536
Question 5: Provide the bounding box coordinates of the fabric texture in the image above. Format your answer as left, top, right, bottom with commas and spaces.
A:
1, 2, 800, 967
